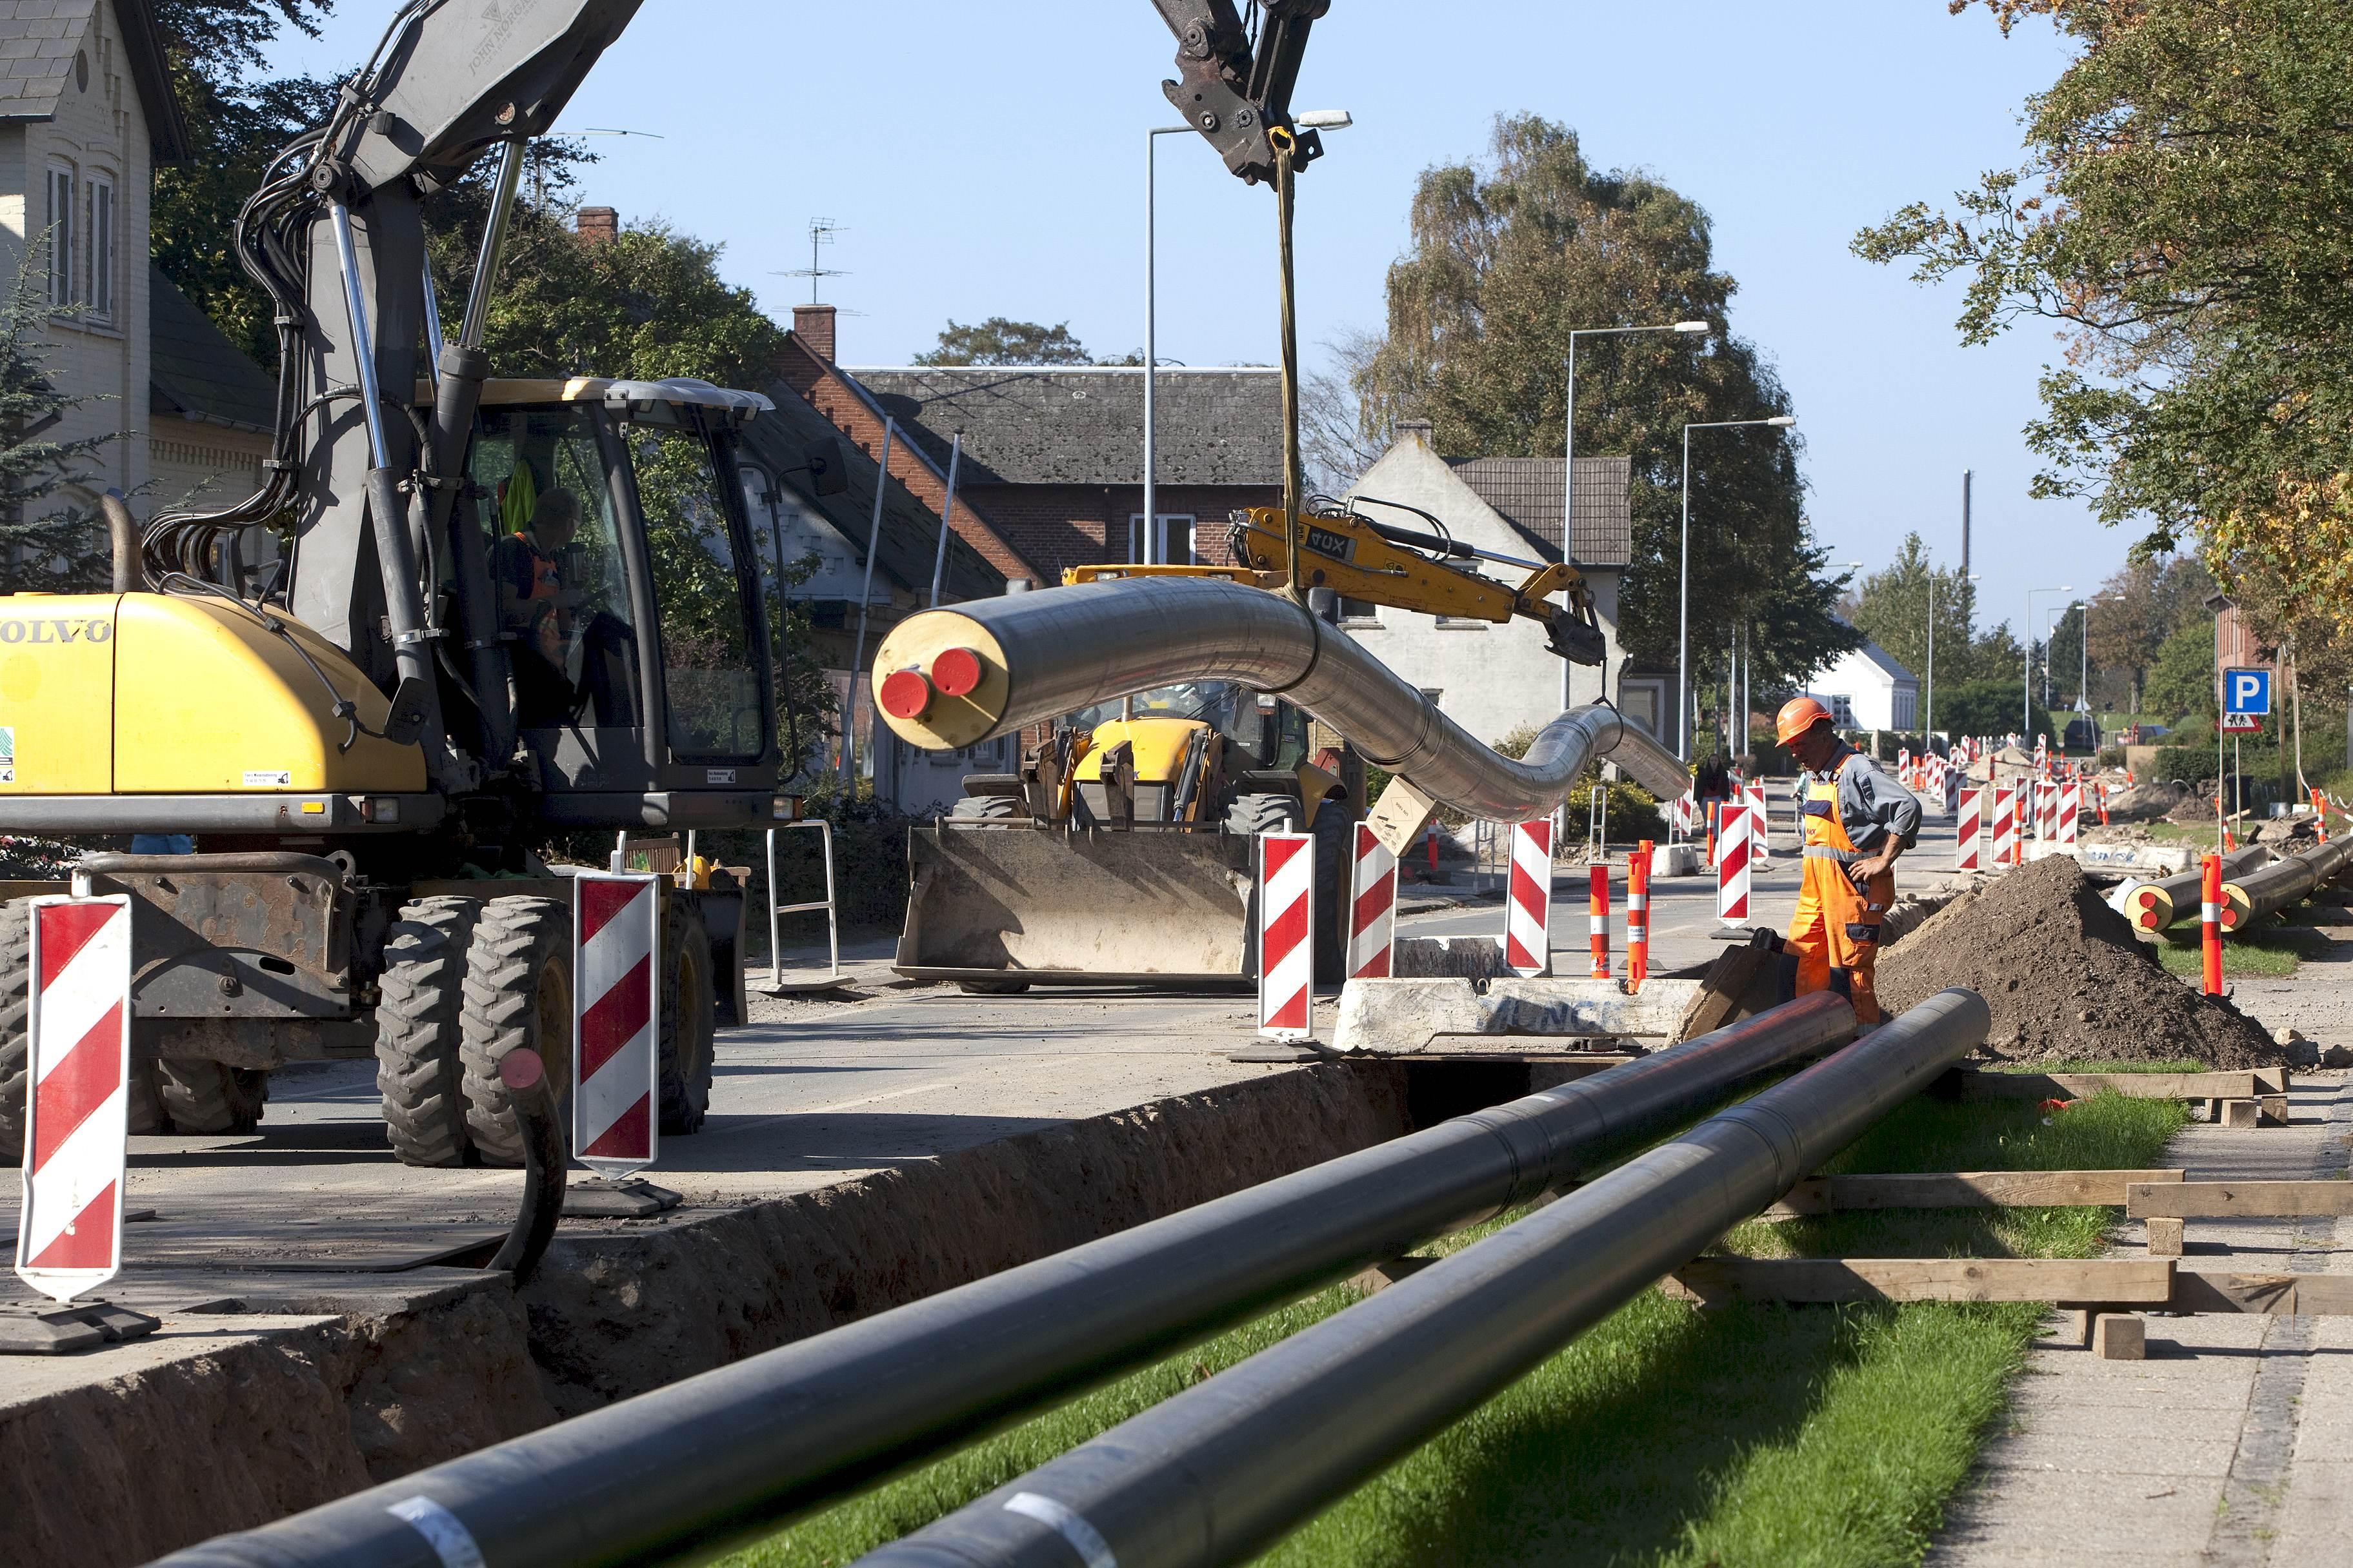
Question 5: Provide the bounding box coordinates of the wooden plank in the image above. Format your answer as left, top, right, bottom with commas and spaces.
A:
2126, 1180, 2353, 1220
1667, 1256, 2174, 1305
1765, 1169, 2186, 1217
1954, 1070, 2263, 1102
2172, 1271, 2353, 1315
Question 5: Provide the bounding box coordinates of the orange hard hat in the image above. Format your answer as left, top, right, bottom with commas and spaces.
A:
1775, 696, 1834, 746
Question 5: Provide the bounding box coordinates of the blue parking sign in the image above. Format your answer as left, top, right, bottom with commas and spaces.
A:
2223, 667, 2272, 717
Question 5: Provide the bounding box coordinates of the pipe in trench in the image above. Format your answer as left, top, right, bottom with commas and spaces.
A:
861, 988, 1991, 1568
151, 995, 1858, 1568
867, 575, 1690, 822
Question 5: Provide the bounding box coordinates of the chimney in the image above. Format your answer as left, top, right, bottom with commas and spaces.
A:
1394, 419, 1434, 447
794, 304, 837, 363
575, 206, 619, 244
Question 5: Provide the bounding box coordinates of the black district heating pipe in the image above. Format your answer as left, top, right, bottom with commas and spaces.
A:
859, 987, 1990, 1568
152, 994, 1859, 1568
2222, 835, 2353, 931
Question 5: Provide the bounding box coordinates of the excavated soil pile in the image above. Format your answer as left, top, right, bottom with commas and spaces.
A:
1877, 854, 2285, 1067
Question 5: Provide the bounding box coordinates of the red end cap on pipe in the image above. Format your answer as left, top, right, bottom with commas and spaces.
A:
931, 647, 984, 699
879, 669, 935, 722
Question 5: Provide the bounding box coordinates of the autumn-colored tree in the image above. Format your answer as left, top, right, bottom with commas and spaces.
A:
1357, 114, 1854, 692
1857, 0, 2353, 637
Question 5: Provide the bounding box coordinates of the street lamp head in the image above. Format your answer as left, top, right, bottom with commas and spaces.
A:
1673, 321, 1708, 333
1766, 415, 1797, 427
1293, 109, 1353, 130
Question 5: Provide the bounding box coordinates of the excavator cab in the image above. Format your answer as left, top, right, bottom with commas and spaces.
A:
452, 377, 781, 826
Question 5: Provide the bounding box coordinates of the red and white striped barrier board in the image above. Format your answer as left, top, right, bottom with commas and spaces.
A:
2038, 780, 2060, 842
573, 872, 660, 1175
1744, 782, 1771, 866
1956, 786, 1984, 872
1346, 824, 1397, 981
15, 896, 131, 1304
1257, 833, 1314, 1038
1505, 819, 1553, 977
1992, 785, 2018, 869
2058, 781, 2081, 845
1717, 802, 1751, 924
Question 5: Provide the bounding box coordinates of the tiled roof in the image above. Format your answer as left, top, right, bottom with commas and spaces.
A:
846, 367, 1281, 487
0, 1, 187, 159
148, 264, 274, 432
744, 379, 1004, 603
1446, 455, 1633, 568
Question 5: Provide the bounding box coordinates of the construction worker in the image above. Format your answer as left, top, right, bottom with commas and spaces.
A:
1776, 696, 1922, 1025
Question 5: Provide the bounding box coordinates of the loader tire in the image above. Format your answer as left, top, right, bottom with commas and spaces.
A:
658, 904, 716, 1136
0, 899, 28, 1162
373, 897, 479, 1167
957, 978, 1032, 995
459, 897, 573, 1167
961, 773, 1026, 799
950, 794, 1023, 824
1223, 791, 1303, 839
157, 1060, 268, 1135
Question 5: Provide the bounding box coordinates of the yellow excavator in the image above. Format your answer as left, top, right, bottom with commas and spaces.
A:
894, 499, 1614, 990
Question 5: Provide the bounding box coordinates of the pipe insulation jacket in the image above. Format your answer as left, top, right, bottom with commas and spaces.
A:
866, 575, 1690, 818
2128, 844, 2268, 932
151, 995, 1858, 1568
861, 987, 1991, 1568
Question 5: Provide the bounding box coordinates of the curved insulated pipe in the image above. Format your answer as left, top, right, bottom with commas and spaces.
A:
870, 576, 1690, 817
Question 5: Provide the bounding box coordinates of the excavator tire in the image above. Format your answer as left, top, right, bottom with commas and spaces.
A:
373, 897, 480, 1167
657, 904, 715, 1136
958, 978, 1032, 995
1223, 791, 1302, 839
127, 1060, 164, 1135
0, 899, 28, 1162
157, 1060, 268, 1135
459, 897, 572, 1167
950, 794, 1023, 824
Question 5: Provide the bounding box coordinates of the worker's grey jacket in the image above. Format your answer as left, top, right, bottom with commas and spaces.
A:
1801, 746, 1923, 855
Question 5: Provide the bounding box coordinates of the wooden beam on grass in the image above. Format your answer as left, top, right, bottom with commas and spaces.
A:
1764, 1169, 2185, 1218
1665, 1256, 2175, 1306
2125, 1180, 2353, 1219
1947, 1069, 2285, 1103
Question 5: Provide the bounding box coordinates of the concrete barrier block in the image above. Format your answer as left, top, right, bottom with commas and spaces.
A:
1651, 843, 1701, 878
1334, 976, 1703, 1054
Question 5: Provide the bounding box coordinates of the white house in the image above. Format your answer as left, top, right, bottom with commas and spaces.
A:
1807, 635, 1919, 733
1339, 422, 1639, 746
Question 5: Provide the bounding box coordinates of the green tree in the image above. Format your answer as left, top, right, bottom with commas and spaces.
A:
1848, 532, 2001, 687
2144, 619, 2218, 728
150, 2, 335, 368
1356, 114, 1846, 681
1855, 0, 2353, 632
2083, 555, 2214, 716
916, 318, 1106, 366
0, 244, 125, 590
1937, 679, 2054, 748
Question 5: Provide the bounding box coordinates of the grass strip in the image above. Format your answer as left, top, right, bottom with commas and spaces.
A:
2155, 921, 2312, 978
733, 1087, 2183, 1568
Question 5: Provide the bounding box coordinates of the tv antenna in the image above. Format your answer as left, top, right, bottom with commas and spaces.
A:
776, 218, 847, 304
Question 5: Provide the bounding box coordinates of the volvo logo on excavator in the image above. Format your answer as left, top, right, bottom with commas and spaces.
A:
0, 618, 110, 645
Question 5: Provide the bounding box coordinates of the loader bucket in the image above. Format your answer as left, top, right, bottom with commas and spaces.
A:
896, 823, 1256, 986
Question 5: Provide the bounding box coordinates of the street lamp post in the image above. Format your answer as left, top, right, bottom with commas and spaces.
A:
1566, 321, 1705, 713
1679, 415, 1797, 759
2025, 584, 2074, 739
1145, 112, 1350, 567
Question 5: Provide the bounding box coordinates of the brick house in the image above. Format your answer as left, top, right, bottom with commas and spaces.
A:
779, 303, 1284, 585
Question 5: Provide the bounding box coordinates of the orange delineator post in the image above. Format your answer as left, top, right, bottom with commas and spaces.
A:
2201, 852, 2224, 997
2314, 787, 2330, 844
1425, 823, 1439, 880
1588, 862, 1611, 980
1627, 840, 1652, 991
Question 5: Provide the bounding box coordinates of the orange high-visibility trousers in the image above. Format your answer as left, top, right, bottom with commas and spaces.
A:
1787, 770, 1894, 1024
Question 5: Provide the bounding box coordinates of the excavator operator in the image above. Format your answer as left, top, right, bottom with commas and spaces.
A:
1776, 696, 1921, 1026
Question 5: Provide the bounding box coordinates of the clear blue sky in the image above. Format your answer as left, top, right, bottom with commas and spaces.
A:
268, 1, 2123, 648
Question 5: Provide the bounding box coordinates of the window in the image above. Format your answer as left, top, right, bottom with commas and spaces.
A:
1827, 695, 1857, 728
1339, 597, 1381, 626
86, 175, 114, 321
43, 165, 73, 307
634, 426, 766, 760
1126, 513, 1194, 565
1436, 615, 1487, 630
